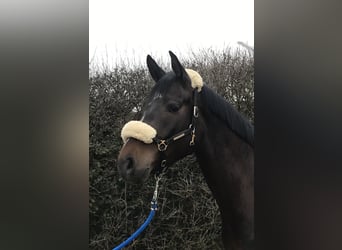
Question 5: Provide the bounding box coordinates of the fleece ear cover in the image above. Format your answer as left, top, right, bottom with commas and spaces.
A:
121, 120, 157, 144
185, 69, 203, 92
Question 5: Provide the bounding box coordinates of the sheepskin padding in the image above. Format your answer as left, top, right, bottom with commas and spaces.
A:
121, 120, 157, 144
185, 69, 203, 92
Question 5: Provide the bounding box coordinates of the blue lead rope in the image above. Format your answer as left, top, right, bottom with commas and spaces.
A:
112, 204, 156, 250
112, 176, 162, 250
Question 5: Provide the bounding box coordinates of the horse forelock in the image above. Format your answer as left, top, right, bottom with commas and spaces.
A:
150, 69, 204, 96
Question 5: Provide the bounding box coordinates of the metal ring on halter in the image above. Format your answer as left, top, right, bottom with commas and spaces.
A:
157, 140, 168, 151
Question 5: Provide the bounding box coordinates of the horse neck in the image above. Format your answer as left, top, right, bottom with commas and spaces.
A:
193, 95, 254, 248
194, 107, 254, 211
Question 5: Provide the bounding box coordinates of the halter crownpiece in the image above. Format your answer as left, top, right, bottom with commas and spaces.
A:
121, 121, 157, 144
185, 69, 203, 92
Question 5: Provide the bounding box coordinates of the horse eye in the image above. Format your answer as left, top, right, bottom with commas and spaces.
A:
167, 103, 181, 113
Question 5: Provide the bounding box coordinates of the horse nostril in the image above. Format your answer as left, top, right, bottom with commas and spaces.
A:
126, 156, 133, 170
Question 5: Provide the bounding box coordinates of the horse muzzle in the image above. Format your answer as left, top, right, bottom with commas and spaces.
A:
117, 155, 151, 183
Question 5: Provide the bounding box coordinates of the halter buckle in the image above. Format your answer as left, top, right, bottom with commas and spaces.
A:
193, 106, 199, 118
157, 140, 168, 151
189, 130, 196, 146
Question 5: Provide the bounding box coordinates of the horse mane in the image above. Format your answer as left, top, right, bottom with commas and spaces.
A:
201, 85, 254, 147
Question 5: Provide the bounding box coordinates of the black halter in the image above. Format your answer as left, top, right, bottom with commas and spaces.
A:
153, 88, 200, 175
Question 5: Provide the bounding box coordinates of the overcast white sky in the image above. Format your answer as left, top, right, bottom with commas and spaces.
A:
90, 0, 254, 67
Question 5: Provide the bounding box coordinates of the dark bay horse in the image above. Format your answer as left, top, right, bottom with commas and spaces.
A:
117, 51, 254, 249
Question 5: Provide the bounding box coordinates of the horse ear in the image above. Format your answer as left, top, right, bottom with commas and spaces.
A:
146, 55, 165, 82
169, 51, 190, 85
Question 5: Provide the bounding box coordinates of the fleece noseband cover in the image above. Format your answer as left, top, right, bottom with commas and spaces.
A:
121, 121, 157, 144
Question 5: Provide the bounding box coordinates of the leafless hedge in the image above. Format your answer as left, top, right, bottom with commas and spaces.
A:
89, 47, 254, 249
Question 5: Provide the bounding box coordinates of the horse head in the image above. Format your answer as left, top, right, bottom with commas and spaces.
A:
117, 51, 203, 183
